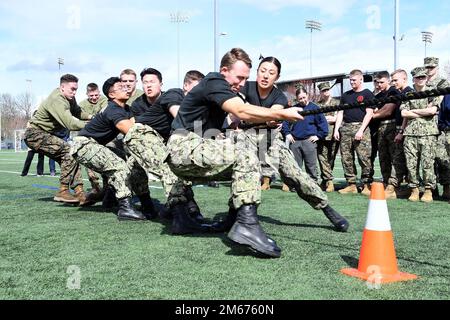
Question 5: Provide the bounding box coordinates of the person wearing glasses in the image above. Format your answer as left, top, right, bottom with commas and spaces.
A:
71, 77, 150, 221
425, 57, 450, 201
400, 67, 441, 203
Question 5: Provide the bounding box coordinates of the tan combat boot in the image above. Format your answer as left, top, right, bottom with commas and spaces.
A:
338, 184, 358, 194
325, 181, 335, 193
408, 187, 420, 202
74, 185, 96, 207
420, 188, 433, 203
54, 184, 80, 203
261, 177, 271, 191
282, 183, 290, 192
385, 185, 397, 199
361, 184, 371, 196
442, 185, 450, 200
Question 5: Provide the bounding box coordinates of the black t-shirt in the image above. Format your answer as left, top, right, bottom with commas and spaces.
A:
376, 86, 401, 121
341, 89, 375, 123
79, 101, 131, 145
240, 81, 288, 108
135, 89, 183, 140
171, 72, 237, 134
395, 86, 414, 126
130, 94, 161, 118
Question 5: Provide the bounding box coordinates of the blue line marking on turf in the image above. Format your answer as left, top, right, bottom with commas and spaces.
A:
32, 184, 59, 191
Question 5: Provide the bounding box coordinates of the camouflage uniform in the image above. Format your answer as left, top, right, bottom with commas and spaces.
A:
70, 136, 149, 199
24, 88, 86, 188
25, 127, 82, 187
260, 130, 329, 209
79, 96, 109, 191
400, 85, 441, 189
316, 97, 340, 183
123, 123, 188, 204
167, 130, 261, 209
428, 76, 450, 187
339, 123, 372, 184
260, 129, 281, 180
377, 121, 398, 186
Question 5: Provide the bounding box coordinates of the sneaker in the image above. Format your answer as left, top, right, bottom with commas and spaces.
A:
50, 171, 56, 176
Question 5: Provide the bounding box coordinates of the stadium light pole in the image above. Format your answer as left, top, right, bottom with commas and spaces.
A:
394, 0, 400, 70
305, 20, 322, 77
170, 11, 190, 87
421, 31, 433, 58
57, 57, 64, 76
213, 0, 228, 71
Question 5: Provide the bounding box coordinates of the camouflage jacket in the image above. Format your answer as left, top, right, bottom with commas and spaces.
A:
400, 85, 440, 136
30, 88, 86, 134
317, 97, 340, 140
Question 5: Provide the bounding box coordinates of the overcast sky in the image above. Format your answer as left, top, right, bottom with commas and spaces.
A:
1, 0, 449, 105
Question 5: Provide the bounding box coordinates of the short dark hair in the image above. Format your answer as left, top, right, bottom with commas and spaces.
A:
375, 71, 390, 80
102, 77, 121, 99
220, 48, 252, 69
258, 56, 282, 76
295, 86, 307, 97
86, 83, 99, 91
60, 74, 78, 84
183, 70, 205, 85
140, 67, 163, 82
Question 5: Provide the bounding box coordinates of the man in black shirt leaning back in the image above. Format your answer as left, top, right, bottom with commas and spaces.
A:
70, 77, 152, 221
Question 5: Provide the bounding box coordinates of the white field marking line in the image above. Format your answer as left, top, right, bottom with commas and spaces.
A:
0, 169, 165, 189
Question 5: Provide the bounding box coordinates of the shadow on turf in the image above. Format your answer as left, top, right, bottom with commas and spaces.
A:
340, 255, 359, 268
259, 215, 335, 231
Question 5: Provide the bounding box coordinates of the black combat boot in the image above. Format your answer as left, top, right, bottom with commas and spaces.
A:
184, 187, 204, 223
227, 204, 281, 258
210, 207, 238, 233
117, 197, 146, 221
171, 203, 211, 235
186, 199, 204, 223
159, 203, 174, 220
102, 186, 118, 209
138, 193, 158, 220
322, 205, 349, 232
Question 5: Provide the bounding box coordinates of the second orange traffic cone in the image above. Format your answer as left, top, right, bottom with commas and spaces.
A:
341, 182, 418, 284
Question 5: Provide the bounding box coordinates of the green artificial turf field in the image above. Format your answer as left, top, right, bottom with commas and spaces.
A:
1, 150, 449, 300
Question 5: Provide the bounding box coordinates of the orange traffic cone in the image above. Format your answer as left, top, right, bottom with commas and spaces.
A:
341, 182, 418, 284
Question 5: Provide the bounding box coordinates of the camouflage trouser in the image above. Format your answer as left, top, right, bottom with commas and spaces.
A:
258, 129, 280, 179
393, 139, 408, 185
404, 135, 437, 189
123, 123, 188, 202
263, 132, 328, 209
167, 131, 261, 209
434, 132, 450, 185
339, 123, 372, 184
24, 127, 83, 188
70, 136, 149, 199
445, 131, 450, 159
85, 168, 101, 190
377, 122, 398, 186
317, 139, 340, 182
